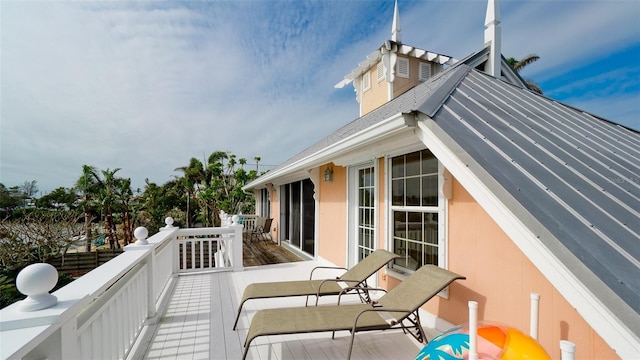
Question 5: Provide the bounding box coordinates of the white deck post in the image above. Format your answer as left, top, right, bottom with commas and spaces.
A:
468, 301, 478, 360
126, 227, 156, 319
530, 292, 540, 340
229, 222, 244, 271
560, 340, 576, 360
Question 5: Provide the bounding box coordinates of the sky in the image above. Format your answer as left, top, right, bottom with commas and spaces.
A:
1, 0, 639, 194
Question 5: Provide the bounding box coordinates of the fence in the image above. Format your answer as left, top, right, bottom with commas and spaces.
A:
47, 250, 123, 276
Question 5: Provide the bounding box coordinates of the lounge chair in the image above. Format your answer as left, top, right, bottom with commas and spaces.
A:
241, 264, 465, 360
233, 249, 400, 330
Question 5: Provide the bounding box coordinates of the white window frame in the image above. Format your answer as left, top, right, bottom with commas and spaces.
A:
397, 57, 409, 79
386, 150, 448, 274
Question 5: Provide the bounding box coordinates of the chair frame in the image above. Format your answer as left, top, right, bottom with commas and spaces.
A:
241, 264, 466, 360
251, 218, 273, 242
232, 249, 400, 330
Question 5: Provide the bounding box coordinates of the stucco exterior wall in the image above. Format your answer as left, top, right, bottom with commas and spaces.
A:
414, 177, 618, 360
267, 186, 280, 242
317, 164, 348, 266
392, 56, 423, 98
361, 67, 390, 116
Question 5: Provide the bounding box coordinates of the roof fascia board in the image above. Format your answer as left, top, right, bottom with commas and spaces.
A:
415, 117, 640, 357
245, 113, 415, 190
332, 130, 424, 167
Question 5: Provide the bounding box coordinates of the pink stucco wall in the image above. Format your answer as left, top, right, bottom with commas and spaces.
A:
317, 164, 348, 267
416, 178, 618, 359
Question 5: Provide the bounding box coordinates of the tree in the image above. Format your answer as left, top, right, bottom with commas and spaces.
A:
175, 151, 259, 227
138, 178, 186, 231
20, 180, 38, 199
75, 165, 100, 252
506, 54, 542, 94
36, 187, 76, 210
97, 168, 122, 249
115, 177, 135, 245
254, 156, 261, 173
0, 210, 83, 270
0, 183, 22, 213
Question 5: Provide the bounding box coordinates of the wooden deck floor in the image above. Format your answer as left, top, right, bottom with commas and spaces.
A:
242, 236, 303, 267
139, 260, 428, 360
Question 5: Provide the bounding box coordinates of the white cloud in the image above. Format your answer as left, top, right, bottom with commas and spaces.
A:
1, 0, 638, 193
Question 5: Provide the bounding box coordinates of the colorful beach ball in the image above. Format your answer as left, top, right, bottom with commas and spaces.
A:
416, 322, 550, 360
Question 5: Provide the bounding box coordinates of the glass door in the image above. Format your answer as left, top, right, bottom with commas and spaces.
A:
348, 163, 376, 269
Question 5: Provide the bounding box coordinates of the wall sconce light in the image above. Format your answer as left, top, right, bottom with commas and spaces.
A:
324, 166, 333, 182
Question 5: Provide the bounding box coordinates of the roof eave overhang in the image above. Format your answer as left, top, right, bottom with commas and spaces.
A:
244, 112, 417, 190
415, 116, 640, 358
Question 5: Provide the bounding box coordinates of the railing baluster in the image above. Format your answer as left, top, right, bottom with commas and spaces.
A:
0, 220, 247, 359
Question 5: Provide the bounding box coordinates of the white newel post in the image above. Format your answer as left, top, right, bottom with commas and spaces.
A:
126, 227, 156, 319
229, 216, 243, 271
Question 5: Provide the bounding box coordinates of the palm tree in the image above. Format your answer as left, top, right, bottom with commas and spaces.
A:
254, 156, 261, 173
75, 165, 99, 252
115, 177, 134, 246
506, 54, 543, 94
98, 168, 121, 249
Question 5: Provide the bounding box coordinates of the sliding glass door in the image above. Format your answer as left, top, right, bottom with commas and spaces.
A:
280, 179, 315, 256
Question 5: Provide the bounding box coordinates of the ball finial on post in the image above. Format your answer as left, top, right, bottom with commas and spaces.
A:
134, 226, 149, 245
16, 263, 59, 312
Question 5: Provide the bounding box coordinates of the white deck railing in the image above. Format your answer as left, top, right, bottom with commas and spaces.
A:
0, 218, 243, 360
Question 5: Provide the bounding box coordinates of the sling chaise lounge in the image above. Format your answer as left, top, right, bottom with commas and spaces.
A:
241, 264, 465, 360
233, 249, 400, 330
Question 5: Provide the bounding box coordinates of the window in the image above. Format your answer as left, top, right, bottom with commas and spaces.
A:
362, 71, 371, 92
419, 62, 431, 81
397, 58, 409, 78
376, 62, 385, 82
390, 149, 441, 271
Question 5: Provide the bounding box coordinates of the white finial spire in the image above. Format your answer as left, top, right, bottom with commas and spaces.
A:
484, 0, 501, 77
391, 0, 401, 43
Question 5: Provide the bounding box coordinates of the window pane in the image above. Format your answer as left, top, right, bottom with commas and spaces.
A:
392, 156, 404, 178
422, 175, 438, 206
422, 150, 438, 174
394, 211, 406, 235
424, 213, 438, 245
407, 212, 422, 241
392, 179, 404, 206
406, 152, 420, 176
406, 177, 420, 206
364, 168, 372, 187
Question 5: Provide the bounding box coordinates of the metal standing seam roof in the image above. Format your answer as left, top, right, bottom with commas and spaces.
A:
423, 65, 640, 344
